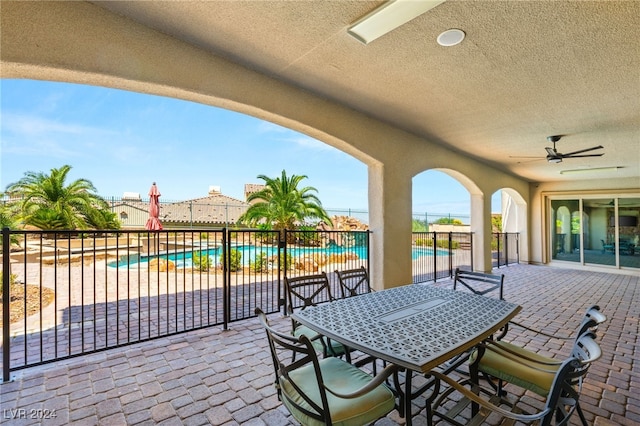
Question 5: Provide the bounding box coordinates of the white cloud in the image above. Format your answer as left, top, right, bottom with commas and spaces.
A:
3, 113, 99, 136
2, 112, 122, 160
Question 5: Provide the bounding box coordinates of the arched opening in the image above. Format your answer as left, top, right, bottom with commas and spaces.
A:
2, 80, 369, 225
412, 170, 471, 228
492, 188, 529, 265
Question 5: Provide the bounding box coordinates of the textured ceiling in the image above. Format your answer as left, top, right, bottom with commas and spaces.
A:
94, 0, 640, 183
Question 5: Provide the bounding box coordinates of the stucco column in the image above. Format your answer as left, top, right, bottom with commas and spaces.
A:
368, 163, 413, 290
470, 192, 493, 272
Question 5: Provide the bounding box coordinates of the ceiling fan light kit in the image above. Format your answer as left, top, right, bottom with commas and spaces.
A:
544, 135, 604, 163
511, 135, 605, 164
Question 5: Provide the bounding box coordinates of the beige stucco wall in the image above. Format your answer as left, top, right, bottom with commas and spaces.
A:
0, 1, 531, 286
15, 2, 640, 284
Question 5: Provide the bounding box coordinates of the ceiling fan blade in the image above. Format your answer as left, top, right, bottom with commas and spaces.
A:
513, 158, 546, 163
545, 147, 557, 156
560, 145, 604, 157
563, 153, 605, 158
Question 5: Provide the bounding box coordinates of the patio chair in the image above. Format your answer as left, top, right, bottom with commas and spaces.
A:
255, 308, 397, 426
335, 266, 372, 298
335, 266, 386, 373
601, 239, 614, 254
284, 273, 349, 359
453, 268, 505, 300
467, 305, 606, 425
444, 268, 507, 373
431, 331, 602, 426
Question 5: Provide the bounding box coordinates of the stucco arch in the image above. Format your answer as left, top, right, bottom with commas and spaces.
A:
413, 168, 530, 271
1, 1, 531, 287
497, 188, 529, 263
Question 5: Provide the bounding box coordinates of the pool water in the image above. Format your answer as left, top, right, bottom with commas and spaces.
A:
110, 244, 448, 269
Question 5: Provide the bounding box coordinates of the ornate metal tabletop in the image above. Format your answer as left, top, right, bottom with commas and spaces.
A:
292, 283, 521, 372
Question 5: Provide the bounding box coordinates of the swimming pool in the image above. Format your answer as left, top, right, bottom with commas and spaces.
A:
110, 244, 449, 269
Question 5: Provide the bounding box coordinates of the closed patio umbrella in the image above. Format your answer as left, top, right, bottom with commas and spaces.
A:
145, 182, 163, 231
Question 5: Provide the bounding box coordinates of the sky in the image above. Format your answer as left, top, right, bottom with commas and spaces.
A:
1, 79, 493, 217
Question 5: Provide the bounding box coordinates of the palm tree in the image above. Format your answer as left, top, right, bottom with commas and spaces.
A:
0, 199, 21, 248
239, 170, 332, 234
5, 165, 116, 230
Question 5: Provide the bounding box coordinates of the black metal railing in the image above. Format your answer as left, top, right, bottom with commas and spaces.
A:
1, 227, 517, 381
0, 228, 371, 380
493, 232, 520, 267
411, 232, 474, 283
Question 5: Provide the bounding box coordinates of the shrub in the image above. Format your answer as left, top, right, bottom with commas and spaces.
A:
220, 249, 242, 272
0, 272, 17, 298
192, 251, 212, 271
251, 252, 268, 272
280, 252, 293, 271
296, 226, 321, 246
415, 238, 432, 246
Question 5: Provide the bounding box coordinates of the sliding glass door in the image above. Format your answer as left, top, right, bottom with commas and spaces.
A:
583, 198, 615, 266
551, 199, 580, 263
551, 196, 639, 270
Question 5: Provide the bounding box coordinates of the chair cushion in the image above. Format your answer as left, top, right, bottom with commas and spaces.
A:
294, 325, 346, 355
281, 357, 396, 426
472, 341, 559, 396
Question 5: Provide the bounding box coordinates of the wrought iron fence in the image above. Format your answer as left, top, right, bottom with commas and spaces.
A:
493, 232, 520, 267
411, 232, 474, 283
1, 227, 516, 381
0, 228, 370, 380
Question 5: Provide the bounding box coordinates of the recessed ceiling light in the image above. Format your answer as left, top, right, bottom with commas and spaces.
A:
437, 29, 465, 46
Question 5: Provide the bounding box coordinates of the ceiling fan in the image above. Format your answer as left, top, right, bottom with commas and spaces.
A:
512, 135, 604, 163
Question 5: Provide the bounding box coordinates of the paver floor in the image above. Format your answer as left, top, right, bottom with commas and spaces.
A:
1, 264, 638, 425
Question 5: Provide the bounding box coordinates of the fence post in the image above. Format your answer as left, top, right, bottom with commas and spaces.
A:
223, 228, 229, 330
432, 231, 437, 282
505, 233, 509, 266
448, 232, 453, 277
365, 230, 371, 280
470, 233, 474, 271
3, 228, 12, 382
281, 230, 288, 316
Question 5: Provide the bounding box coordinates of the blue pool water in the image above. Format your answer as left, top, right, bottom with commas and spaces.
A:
110, 244, 448, 269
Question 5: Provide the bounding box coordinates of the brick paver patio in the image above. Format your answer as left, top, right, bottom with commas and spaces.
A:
1, 264, 638, 425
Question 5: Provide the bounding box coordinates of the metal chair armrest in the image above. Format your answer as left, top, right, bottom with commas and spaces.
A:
508, 320, 574, 340
323, 363, 398, 399
431, 371, 553, 422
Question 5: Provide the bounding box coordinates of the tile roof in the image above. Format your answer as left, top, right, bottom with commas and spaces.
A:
161, 194, 249, 224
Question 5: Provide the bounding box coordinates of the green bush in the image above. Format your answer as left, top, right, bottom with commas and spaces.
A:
412, 219, 428, 232
192, 251, 212, 271
296, 226, 321, 246
251, 252, 268, 272
415, 238, 432, 246
220, 249, 242, 272
414, 238, 459, 249
280, 252, 293, 271
0, 272, 17, 297
435, 239, 459, 249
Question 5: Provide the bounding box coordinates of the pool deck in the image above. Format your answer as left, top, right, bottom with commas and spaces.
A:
1, 264, 638, 425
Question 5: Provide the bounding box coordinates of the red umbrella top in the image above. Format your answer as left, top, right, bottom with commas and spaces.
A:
145, 182, 163, 231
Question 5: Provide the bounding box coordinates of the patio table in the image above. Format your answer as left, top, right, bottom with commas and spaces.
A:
292, 283, 522, 425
